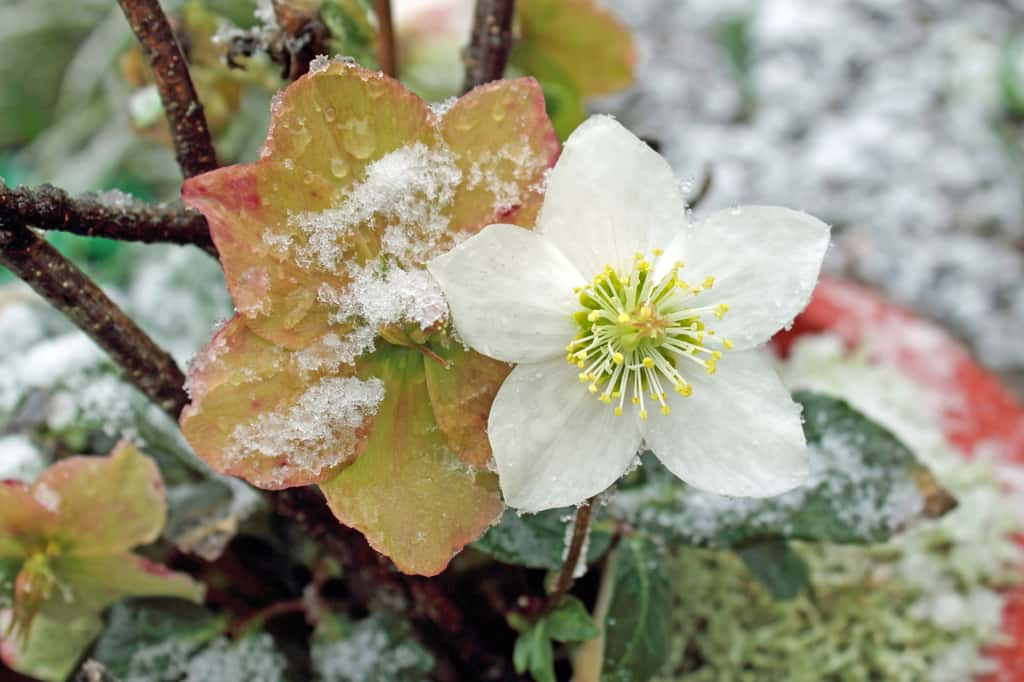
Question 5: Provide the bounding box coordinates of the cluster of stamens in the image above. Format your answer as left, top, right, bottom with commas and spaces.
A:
566, 251, 732, 420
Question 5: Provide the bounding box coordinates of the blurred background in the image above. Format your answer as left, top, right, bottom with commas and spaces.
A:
1, 2, 1023, 681
2, 0, 1022, 395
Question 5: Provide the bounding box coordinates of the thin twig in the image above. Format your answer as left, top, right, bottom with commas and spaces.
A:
462, 0, 516, 92
227, 598, 307, 638
0, 223, 188, 419
117, 0, 219, 178
545, 496, 596, 611
0, 182, 217, 256
375, 0, 398, 77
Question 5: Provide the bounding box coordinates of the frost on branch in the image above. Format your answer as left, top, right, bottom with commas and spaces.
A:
180, 63, 558, 574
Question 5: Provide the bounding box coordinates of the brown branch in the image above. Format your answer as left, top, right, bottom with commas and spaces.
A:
117, 0, 218, 178
375, 0, 398, 77
545, 496, 595, 611
462, 0, 516, 92
0, 223, 188, 419
0, 182, 217, 256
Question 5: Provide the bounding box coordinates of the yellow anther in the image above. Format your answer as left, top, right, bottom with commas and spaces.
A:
576, 360, 586, 369
675, 261, 685, 269
616, 312, 631, 324
661, 405, 671, 415
691, 287, 701, 295
723, 339, 734, 350
575, 350, 588, 360
676, 280, 689, 290
638, 260, 651, 272
706, 360, 717, 375
612, 391, 621, 398
631, 396, 641, 405
702, 276, 715, 289
573, 286, 582, 294
711, 350, 722, 360
639, 409, 648, 420
587, 310, 601, 322
612, 352, 624, 365
715, 303, 730, 319
642, 357, 655, 368
653, 248, 664, 256
578, 373, 589, 383
614, 406, 623, 417
599, 392, 612, 404
634, 251, 644, 260
676, 383, 693, 397
588, 384, 598, 394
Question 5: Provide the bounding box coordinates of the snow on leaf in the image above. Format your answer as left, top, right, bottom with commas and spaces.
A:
180, 316, 381, 490
441, 77, 559, 231
423, 339, 511, 468
183, 161, 345, 350
320, 348, 504, 576
184, 65, 557, 354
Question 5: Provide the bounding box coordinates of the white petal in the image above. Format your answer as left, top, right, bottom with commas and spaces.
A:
428, 224, 584, 363
654, 206, 830, 349
537, 116, 688, 279
645, 349, 808, 497
489, 357, 644, 512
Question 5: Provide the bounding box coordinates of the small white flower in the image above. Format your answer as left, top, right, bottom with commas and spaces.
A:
428, 116, 831, 512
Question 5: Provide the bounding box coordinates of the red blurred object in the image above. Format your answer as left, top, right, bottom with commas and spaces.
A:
776, 276, 1024, 681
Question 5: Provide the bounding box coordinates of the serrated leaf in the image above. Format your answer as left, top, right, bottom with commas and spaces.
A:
736, 539, 810, 600
611, 391, 955, 548
472, 508, 612, 570
91, 599, 227, 681
546, 595, 600, 643
311, 611, 433, 682
321, 348, 504, 576
601, 535, 672, 681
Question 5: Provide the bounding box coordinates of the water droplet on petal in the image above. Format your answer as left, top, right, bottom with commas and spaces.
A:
330, 157, 349, 179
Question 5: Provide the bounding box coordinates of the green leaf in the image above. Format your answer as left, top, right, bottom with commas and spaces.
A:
736, 539, 810, 600
611, 391, 955, 548
183, 634, 287, 681
546, 595, 600, 643
601, 535, 673, 681
91, 599, 227, 681
311, 611, 433, 682
472, 507, 613, 570
321, 0, 378, 68
0, 557, 19, 607
512, 619, 555, 682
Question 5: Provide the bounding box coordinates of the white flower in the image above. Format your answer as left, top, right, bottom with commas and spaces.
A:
428, 116, 831, 512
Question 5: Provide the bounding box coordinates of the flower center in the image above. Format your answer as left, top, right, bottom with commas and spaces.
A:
566, 251, 732, 420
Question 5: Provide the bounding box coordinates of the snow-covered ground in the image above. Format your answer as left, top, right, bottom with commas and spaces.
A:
603, 0, 1024, 389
